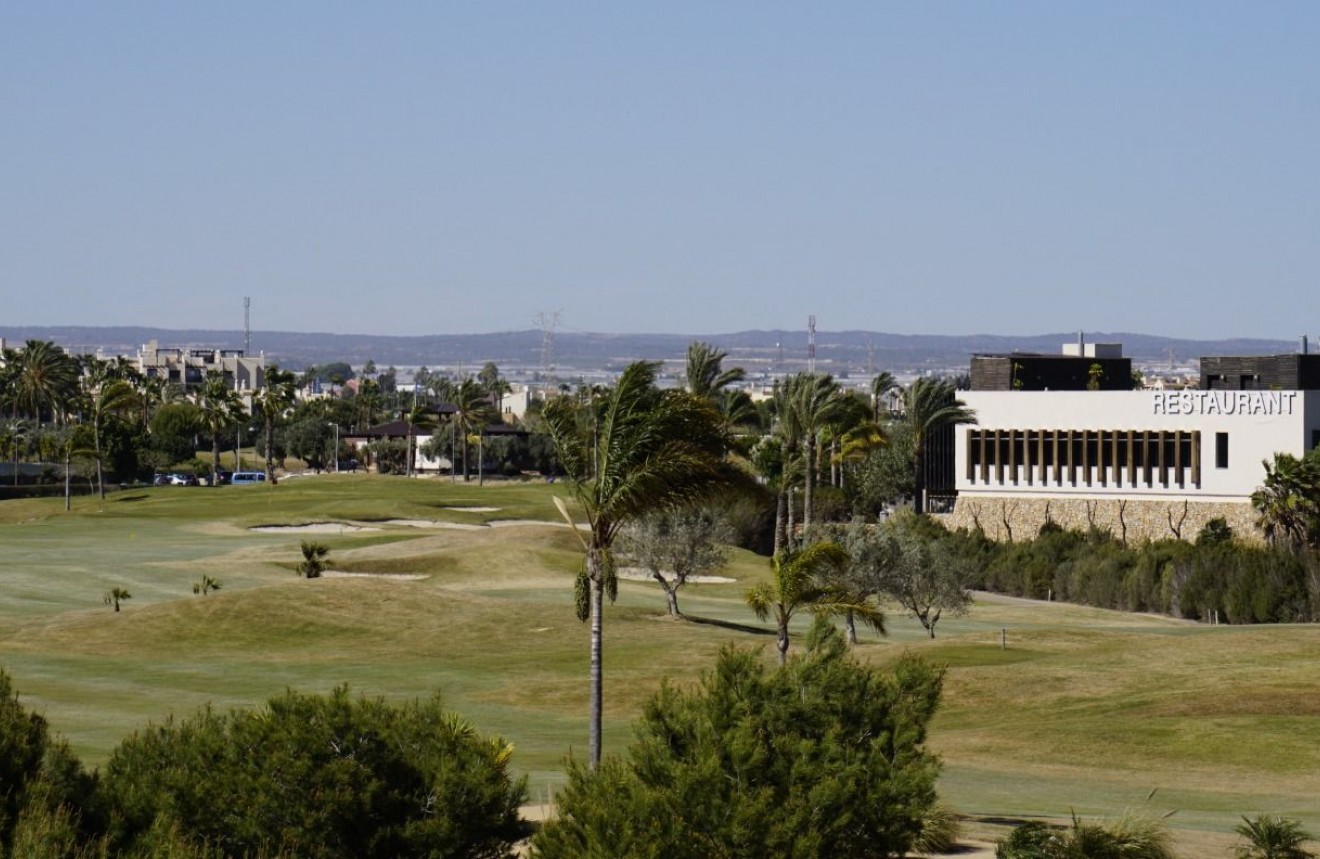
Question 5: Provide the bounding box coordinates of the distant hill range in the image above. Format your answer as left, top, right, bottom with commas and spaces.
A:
0, 326, 1301, 376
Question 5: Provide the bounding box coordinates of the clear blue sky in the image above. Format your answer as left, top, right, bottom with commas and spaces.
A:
3, 2, 1318, 339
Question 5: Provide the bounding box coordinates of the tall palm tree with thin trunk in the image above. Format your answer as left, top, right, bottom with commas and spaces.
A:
770, 378, 807, 553
451, 379, 496, 481
403, 401, 436, 477
355, 378, 383, 430
746, 541, 886, 665
87, 377, 140, 499
543, 361, 741, 769
903, 378, 976, 514
254, 367, 298, 483
195, 373, 247, 482
788, 373, 846, 531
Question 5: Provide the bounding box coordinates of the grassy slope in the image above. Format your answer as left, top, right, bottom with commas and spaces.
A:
2, 475, 1319, 845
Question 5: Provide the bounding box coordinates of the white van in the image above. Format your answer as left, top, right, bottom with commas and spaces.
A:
230, 472, 267, 485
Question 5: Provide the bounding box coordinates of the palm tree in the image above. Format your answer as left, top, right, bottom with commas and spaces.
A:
133, 375, 178, 431
770, 379, 805, 554
787, 373, 846, 530
821, 390, 872, 488
871, 371, 898, 418
746, 541, 886, 665
403, 401, 437, 477
13, 340, 78, 425
1252, 453, 1320, 549
835, 421, 888, 471
0, 343, 20, 413
86, 377, 140, 499
684, 341, 745, 400
1235, 814, 1315, 859
253, 367, 298, 483
103, 587, 131, 612
297, 542, 330, 578
903, 378, 976, 514
194, 373, 247, 482
355, 378, 383, 429
543, 360, 740, 769
193, 575, 222, 595
477, 361, 512, 417
4, 419, 31, 487
451, 379, 496, 481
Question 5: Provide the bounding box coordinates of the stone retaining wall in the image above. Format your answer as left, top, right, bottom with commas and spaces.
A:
941, 496, 1260, 543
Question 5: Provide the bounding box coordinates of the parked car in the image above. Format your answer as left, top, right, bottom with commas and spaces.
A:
169, 473, 199, 486
230, 472, 267, 485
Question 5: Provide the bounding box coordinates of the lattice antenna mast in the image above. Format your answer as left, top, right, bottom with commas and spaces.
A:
535, 311, 561, 373
807, 315, 817, 374
244, 296, 251, 354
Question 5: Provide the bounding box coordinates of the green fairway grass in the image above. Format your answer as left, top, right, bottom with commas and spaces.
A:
2, 474, 1319, 850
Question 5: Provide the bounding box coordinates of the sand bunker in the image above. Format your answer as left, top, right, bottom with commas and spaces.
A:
250, 523, 380, 534
618, 566, 735, 584
441, 506, 501, 512
377, 518, 560, 530
322, 571, 428, 581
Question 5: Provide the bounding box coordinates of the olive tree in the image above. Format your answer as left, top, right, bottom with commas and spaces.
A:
618, 507, 730, 618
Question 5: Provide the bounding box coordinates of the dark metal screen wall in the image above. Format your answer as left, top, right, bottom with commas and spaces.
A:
966, 429, 1202, 489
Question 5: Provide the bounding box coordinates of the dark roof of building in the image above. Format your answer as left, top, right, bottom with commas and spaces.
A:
347, 415, 524, 439
349, 420, 428, 439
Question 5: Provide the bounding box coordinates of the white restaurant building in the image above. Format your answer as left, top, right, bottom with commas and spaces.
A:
943, 347, 1320, 541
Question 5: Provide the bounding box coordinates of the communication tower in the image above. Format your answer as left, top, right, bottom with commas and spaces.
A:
807, 315, 817, 374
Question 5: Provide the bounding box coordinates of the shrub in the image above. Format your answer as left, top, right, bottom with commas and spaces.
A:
296, 541, 329, 578
531, 622, 944, 858
1234, 813, 1316, 859
0, 671, 99, 855
101, 687, 527, 858
996, 813, 1174, 859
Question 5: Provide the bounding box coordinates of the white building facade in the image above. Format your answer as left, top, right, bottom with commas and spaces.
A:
947, 389, 1320, 541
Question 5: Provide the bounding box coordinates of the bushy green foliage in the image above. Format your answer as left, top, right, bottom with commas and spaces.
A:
0, 670, 526, 858
101, 686, 527, 858
996, 814, 1174, 859
936, 517, 1320, 624
844, 420, 916, 516
910, 801, 962, 855
296, 541, 329, 578
1252, 449, 1320, 549
148, 404, 202, 467
0, 670, 100, 855
1234, 813, 1316, 859
1198, 516, 1235, 546
531, 624, 944, 859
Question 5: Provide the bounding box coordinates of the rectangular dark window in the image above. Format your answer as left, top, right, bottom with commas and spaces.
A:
1312, 430, 1320, 452
1215, 432, 1229, 469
